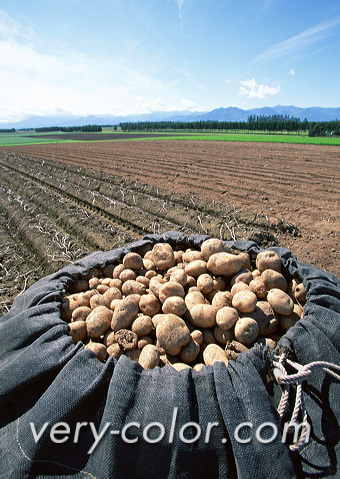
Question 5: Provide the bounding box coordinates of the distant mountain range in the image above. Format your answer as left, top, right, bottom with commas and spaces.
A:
1, 105, 340, 129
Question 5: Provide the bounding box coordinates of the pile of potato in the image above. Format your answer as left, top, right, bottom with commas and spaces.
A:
60, 239, 306, 371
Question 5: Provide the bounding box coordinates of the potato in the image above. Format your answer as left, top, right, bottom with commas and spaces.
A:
85, 341, 108, 362
230, 269, 253, 286
213, 325, 234, 344
243, 301, 278, 336
279, 305, 301, 331
230, 282, 250, 297
171, 363, 192, 371
294, 282, 307, 303
184, 290, 206, 311
238, 252, 252, 271
123, 252, 144, 271
203, 344, 229, 366
61, 296, 82, 321
159, 282, 185, 303
135, 276, 149, 287
200, 238, 232, 260
139, 293, 161, 316
121, 280, 147, 297
252, 269, 261, 278
71, 306, 92, 322
103, 287, 122, 302
131, 315, 153, 337
115, 329, 138, 350
234, 317, 259, 345
156, 314, 191, 355
138, 344, 160, 369
162, 296, 187, 316
170, 269, 188, 287
201, 328, 216, 345
256, 250, 281, 273
174, 250, 183, 264
179, 338, 200, 363
216, 306, 239, 330
190, 329, 203, 345
149, 276, 166, 298
151, 313, 167, 328
143, 258, 156, 271
213, 277, 226, 291
145, 270, 157, 280
189, 304, 217, 328
193, 363, 205, 372
119, 269, 137, 282
89, 294, 110, 309
86, 306, 113, 338
100, 278, 112, 286
113, 264, 125, 279
225, 340, 249, 360
197, 273, 215, 294
96, 284, 109, 294
138, 336, 153, 349
249, 277, 267, 299
123, 294, 141, 305
68, 320, 87, 343
89, 277, 100, 289
182, 250, 203, 263
109, 299, 121, 311
109, 278, 122, 290
261, 270, 287, 292
207, 252, 243, 277
267, 289, 294, 316
232, 290, 257, 313
184, 260, 208, 277
82, 289, 99, 303
186, 275, 197, 288
111, 299, 139, 332
211, 291, 232, 309
107, 343, 122, 359
103, 329, 116, 347
151, 243, 176, 270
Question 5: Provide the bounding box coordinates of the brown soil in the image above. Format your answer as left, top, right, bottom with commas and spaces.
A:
1, 140, 339, 276
28, 133, 187, 141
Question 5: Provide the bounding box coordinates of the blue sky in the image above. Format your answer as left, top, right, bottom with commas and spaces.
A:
0, 0, 340, 123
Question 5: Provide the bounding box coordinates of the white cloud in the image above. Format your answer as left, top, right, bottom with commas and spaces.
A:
0, 10, 192, 123
0, 9, 36, 41
224, 79, 232, 84
238, 79, 280, 99
252, 17, 340, 64
175, 0, 184, 23
288, 69, 296, 76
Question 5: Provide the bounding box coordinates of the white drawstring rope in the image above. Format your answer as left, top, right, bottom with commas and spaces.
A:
273, 353, 340, 452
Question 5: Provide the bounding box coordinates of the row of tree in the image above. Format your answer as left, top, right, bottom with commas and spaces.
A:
119, 115, 340, 137
0, 128, 16, 133
35, 125, 102, 133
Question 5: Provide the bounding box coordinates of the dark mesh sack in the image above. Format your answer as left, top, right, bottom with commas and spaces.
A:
0, 231, 339, 479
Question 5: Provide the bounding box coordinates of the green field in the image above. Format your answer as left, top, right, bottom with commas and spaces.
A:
1, 130, 340, 147
133, 132, 340, 145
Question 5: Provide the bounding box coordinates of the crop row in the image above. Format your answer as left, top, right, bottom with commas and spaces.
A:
0, 153, 284, 244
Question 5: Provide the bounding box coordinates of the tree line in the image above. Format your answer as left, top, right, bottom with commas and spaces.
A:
0, 128, 16, 133
120, 115, 340, 137
35, 125, 102, 133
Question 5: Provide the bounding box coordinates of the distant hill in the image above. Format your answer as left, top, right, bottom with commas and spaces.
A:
1, 105, 339, 129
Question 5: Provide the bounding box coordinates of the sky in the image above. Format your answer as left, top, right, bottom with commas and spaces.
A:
1, 0, 340, 124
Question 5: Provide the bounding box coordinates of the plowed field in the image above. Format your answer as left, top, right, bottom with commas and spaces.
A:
0, 139, 339, 312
